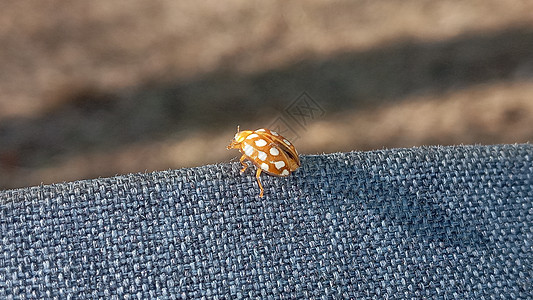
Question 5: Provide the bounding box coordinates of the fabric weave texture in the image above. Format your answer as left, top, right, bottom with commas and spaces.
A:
1, 144, 532, 299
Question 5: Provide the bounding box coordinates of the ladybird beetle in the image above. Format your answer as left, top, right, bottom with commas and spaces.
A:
227, 127, 300, 197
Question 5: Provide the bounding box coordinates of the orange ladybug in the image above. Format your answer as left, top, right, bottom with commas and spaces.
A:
227, 127, 300, 197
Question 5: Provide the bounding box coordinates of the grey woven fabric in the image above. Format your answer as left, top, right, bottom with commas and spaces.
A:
0, 144, 531, 299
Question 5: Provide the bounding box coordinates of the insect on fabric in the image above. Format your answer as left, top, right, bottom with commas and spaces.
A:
227, 127, 300, 197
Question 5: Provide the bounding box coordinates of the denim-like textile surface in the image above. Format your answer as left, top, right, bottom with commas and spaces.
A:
1, 144, 532, 299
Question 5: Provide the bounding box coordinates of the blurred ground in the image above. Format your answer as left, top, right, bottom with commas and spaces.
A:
1, 0, 533, 190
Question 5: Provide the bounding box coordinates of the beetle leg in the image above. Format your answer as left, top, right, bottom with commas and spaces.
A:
239, 155, 248, 173
255, 168, 264, 197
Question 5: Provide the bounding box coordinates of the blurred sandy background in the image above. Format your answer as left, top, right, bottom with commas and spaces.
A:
1, 0, 532, 190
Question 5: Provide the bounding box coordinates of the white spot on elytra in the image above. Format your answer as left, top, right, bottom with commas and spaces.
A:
243, 143, 254, 156
270, 131, 279, 136
269, 147, 279, 156
274, 161, 286, 169
257, 151, 267, 161
246, 133, 259, 140
283, 139, 291, 146
256, 129, 266, 132
261, 163, 269, 171
281, 169, 289, 176
255, 139, 267, 147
